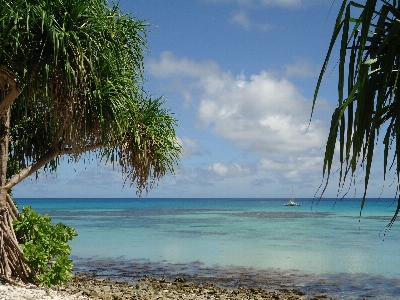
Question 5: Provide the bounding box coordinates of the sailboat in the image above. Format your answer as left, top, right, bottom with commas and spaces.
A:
284, 186, 300, 206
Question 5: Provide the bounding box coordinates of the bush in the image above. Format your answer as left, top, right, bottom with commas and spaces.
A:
13, 206, 78, 287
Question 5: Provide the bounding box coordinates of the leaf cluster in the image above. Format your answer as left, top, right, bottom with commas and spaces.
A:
314, 0, 400, 222
0, 0, 181, 193
13, 206, 77, 287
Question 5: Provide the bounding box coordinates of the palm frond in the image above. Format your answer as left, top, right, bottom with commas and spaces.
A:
314, 0, 400, 221
1, 0, 181, 194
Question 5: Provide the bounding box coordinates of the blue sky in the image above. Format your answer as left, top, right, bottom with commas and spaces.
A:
13, 0, 397, 199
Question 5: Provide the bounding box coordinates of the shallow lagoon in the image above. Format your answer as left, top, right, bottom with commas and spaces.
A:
16, 198, 400, 299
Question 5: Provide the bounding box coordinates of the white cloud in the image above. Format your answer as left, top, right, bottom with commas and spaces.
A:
231, 11, 272, 31
177, 136, 205, 156
258, 0, 302, 7
284, 170, 302, 181
231, 11, 251, 30
208, 162, 252, 177
148, 52, 329, 182
259, 154, 322, 172
209, 162, 229, 176
147, 51, 221, 79
196, 70, 327, 156
149, 52, 327, 157
284, 58, 320, 78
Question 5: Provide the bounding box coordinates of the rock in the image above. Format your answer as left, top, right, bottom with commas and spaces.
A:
90, 290, 100, 297
102, 285, 111, 292
4, 273, 338, 300
175, 277, 187, 283
101, 294, 112, 300
82, 288, 91, 296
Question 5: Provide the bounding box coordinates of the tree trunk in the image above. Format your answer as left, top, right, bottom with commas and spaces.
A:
0, 107, 10, 208
0, 71, 32, 283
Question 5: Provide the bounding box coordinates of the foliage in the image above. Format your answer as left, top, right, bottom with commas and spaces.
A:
13, 206, 77, 287
0, 0, 181, 194
0, 0, 181, 285
313, 0, 400, 222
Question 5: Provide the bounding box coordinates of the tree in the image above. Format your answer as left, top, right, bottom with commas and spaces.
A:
313, 0, 400, 222
0, 0, 181, 283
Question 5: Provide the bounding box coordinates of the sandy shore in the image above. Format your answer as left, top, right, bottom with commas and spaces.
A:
0, 274, 337, 300
0, 282, 90, 300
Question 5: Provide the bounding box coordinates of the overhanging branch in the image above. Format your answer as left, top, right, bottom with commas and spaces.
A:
5, 147, 60, 190
4, 142, 112, 190
60, 143, 109, 155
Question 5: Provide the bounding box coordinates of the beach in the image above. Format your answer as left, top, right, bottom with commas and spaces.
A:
2, 257, 393, 300
1, 273, 335, 300
0, 281, 90, 300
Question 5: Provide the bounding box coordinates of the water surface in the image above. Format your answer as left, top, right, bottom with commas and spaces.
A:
15, 198, 400, 299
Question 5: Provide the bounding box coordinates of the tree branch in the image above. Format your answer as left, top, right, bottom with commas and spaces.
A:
6, 195, 19, 221
59, 143, 111, 155
5, 147, 60, 191
4, 142, 112, 190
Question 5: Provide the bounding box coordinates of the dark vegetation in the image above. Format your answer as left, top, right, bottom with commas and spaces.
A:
0, 0, 180, 286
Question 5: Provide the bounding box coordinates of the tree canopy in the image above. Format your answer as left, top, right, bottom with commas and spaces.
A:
0, 0, 181, 283
0, 0, 181, 194
313, 0, 400, 222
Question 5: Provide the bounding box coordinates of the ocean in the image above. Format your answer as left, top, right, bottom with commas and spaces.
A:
15, 198, 400, 299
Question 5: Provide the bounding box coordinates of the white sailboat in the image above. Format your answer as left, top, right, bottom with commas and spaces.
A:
284, 186, 300, 206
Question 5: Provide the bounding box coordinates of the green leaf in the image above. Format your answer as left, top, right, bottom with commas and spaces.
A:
13, 206, 77, 287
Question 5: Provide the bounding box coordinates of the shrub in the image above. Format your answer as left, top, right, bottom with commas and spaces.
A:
13, 206, 77, 287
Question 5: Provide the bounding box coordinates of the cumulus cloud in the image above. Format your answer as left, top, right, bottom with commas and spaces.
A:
148, 51, 329, 179
197, 71, 326, 156
149, 52, 327, 155
209, 163, 229, 176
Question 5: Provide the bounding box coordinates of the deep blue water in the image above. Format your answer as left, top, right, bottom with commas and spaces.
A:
15, 198, 400, 299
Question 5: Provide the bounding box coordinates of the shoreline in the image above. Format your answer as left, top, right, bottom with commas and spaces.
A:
2, 258, 399, 299
69, 257, 399, 299
58, 273, 328, 300
1, 274, 332, 300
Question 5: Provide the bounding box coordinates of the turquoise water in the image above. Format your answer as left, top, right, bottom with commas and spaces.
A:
15, 198, 400, 298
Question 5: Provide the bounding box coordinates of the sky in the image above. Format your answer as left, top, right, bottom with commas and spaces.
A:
13, 0, 398, 199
